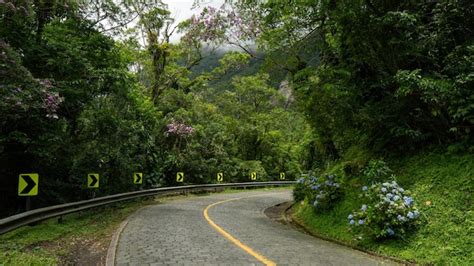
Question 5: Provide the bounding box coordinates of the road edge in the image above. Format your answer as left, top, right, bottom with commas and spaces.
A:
105, 205, 151, 266
105, 219, 129, 266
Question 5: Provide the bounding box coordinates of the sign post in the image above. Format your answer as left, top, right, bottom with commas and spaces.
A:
280, 172, 286, 180
250, 172, 257, 181
134, 173, 143, 184
18, 173, 39, 196
176, 172, 184, 183
88, 173, 99, 188
18, 173, 39, 211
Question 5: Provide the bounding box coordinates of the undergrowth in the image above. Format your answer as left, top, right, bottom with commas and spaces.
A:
293, 151, 473, 264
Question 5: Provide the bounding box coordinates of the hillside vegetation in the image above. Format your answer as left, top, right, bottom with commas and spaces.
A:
293, 150, 473, 264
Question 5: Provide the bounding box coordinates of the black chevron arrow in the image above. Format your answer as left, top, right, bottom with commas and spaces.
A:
135, 173, 142, 183
89, 174, 98, 187
20, 175, 36, 194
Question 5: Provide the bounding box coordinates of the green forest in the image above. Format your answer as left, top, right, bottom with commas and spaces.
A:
1, 0, 311, 216
0, 0, 473, 264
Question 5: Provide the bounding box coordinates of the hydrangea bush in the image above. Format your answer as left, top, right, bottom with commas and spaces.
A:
293, 177, 308, 202
307, 174, 343, 211
348, 181, 421, 239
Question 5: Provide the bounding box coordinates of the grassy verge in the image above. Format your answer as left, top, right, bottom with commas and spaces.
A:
0, 197, 157, 265
292, 151, 473, 265
0, 186, 291, 265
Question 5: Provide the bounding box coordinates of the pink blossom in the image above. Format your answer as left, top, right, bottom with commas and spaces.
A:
166, 121, 195, 136
43, 91, 64, 119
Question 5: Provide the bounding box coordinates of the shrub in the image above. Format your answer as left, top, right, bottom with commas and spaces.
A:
348, 181, 421, 239
293, 177, 308, 202
363, 159, 394, 184
307, 174, 343, 211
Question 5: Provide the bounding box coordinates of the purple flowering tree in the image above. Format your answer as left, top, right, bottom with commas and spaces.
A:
1, 43, 64, 117
164, 120, 195, 169
41, 81, 64, 119
182, 3, 262, 56
165, 121, 195, 137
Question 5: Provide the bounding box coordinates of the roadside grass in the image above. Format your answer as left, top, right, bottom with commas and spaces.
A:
0, 197, 156, 265
0, 186, 292, 265
292, 151, 473, 265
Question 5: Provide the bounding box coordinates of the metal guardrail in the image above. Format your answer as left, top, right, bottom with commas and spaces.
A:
0, 181, 295, 235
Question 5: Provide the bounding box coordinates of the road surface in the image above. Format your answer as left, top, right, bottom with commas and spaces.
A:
115, 189, 397, 265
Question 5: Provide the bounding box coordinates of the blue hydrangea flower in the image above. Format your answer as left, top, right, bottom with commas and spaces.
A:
361, 204, 367, 211
358, 219, 364, 225
397, 214, 406, 222
311, 185, 320, 190
349, 219, 355, 225
386, 228, 395, 236
407, 211, 414, 219
387, 193, 393, 198
297, 178, 305, 184
381, 187, 387, 193
362, 186, 368, 191
413, 210, 420, 218
398, 187, 405, 193
392, 195, 400, 201
404, 196, 414, 206
348, 214, 353, 220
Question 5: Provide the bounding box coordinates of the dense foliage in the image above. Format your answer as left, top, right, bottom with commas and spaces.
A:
251, 0, 473, 159
0, 1, 311, 217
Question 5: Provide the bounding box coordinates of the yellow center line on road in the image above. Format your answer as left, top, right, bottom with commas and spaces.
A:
203, 193, 286, 266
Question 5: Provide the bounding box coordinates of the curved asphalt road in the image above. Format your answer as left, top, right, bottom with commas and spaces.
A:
115, 190, 397, 265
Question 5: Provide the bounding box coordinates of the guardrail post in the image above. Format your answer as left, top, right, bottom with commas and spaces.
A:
25, 198, 31, 211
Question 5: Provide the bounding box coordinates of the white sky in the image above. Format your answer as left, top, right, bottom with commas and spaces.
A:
163, 0, 224, 43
